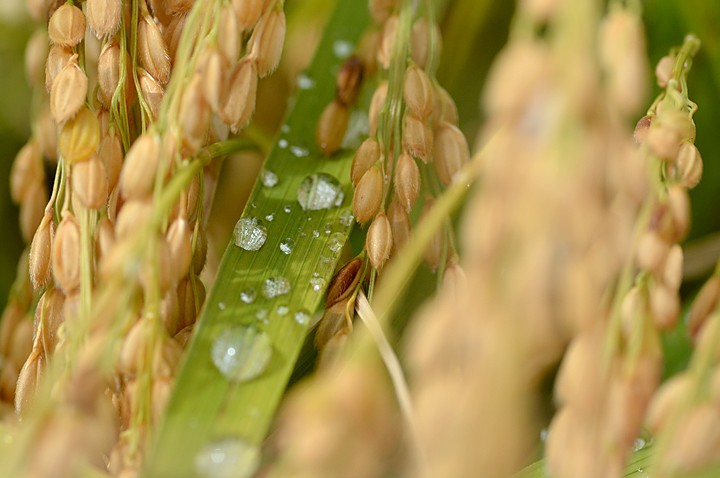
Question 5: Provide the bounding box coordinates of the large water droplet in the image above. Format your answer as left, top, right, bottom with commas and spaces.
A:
262, 276, 291, 299
240, 288, 256, 304
339, 210, 354, 227
195, 437, 260, 478
297, 72, 315, 90
310, 273, 326, 292
279, 238, 295, 255
290, 145, 310, 158
233, 217, 267, 251
333, 39, 354, 59
297, 173, 344, 211
211, 326, 272, 383
260, 169, 278, 188
294, 309, 311, 326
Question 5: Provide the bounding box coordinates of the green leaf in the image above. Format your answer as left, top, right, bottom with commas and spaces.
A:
143, 1, 371, 476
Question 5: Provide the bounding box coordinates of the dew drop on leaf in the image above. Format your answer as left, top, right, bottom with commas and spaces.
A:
294, 309, 311, 326
211, 325, 272, 383
240, 288, 256, 304
279, 238, 295, 255
233, 217, 267, 251
195, 437, 260, 478
297, 173, 344, 211
260, 169, 278, 188
262, 276, 291, 299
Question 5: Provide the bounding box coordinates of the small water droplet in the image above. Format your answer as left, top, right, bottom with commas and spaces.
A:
633, 437, 646, 451
294, 309, 311, 325
240, 288, 256, 304
256, 309, 268, 323
211, 325, 272, 383
281, 124, 290, 134
283, 204, 292, 213
218, 302, 226, 311
279, 238, 295, 255
251, 202, 257, 209
278, 138, 288, 149
276, 304, 289, 316
297, 72, 315, 90
539, 428, 549, 443
333, 39, 354, 59
339, 210, 354, 227
260, 169, 278, 188
323, 222, 333, 234
312, 230, 320, 238
290, 145, 310, 158
328, 232, 345, 253
297, 173, 344, 211
265, 212, 275, 222
262, 276, 291, 299
310, 274, 326, 292
195, 437, 260, 478
233, 217, 268, 251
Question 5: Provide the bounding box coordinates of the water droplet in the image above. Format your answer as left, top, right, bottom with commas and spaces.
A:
211, 325, 272, 383
278, 138, 288, 149
262, 276, 291, 299
341, 109, 370, 150
339, 210, 354, 227
310, 274, 326, 292
283, 204, 292, 213
290, 145, 310, 158
265, 213, 275, 222
281, 124, 290, 134
297, 173, 344, 211
279, 238, 295, 255
195, 437, 260, 478
327, 232, 345, 253
240, 288, 256, 304
250, 202, 257, 209
233, 217, 268, 251
218, 302, 226, 311
312, 230, 320, 238
260, 169, 278, 188
633, 437, 646, 451
294, 309, 311, 325
539, 428, 549, 443
276, 304, 289, 316
256, 309, 268, 323
297, 72, 315, 90
333, 39, 354, 59
323, 222, 333, 234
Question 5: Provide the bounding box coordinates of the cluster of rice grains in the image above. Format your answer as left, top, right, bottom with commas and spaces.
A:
1, 0, 284, 476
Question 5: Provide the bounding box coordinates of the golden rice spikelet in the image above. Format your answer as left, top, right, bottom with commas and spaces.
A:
650, 283, 680, 330
95, 216, 115, 262
50, 57, 88, 124
247, 6, 286, 78
635, 230, 670, 277
166, 218, 193, 283
387, 198, 410, 253
668, 185, 690, 241
119, 133, 160, 199
52, 214, 81, 293
36, 107, 59, 161
72, 156, 109, 210
316, 100, 349, 156
165, 14, 187, 61
434, 121, 470, 185
45, 44, 73, 92
138, 15, 171, 85
402, 113, 433, 163
25, 29, 48, 86
336, 56, 364, 107
369, 81, 388, 136
139, 236, 175, 294
367, 212, 392, 269
655, 55, 674, 88
646, 110, 696, 160
98, 130, 123, 191
10, 141, 43, 204
663, 244, 684, 292
48, 4, 86, 47
138, 68, 164, 120
179, 75, 211, 153
221, 59, 258, 133
351, 138, 381, 186
394, 151, 420, 212
59, 107, 100, 163
14, 348, 42, 417
218, 4, 240, 62
377, 15, 397, 70
199, 48, 226, 113
97, 41, 122, 107
29, 212, 54, 290
86, 0, 121, 38
433, 84, 459, 127
234, 0, 266, 31
411, 18, 439, 70
353, 166, 383, 224
369, 0, 397, 24
33, 288, 65, 355
674, 142, 703, 188
115, 201, 153, 241
21, 182, 48, 243
404, 65, 433, 119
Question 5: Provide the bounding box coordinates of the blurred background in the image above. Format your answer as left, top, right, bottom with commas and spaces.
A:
1, 0, 719, 330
